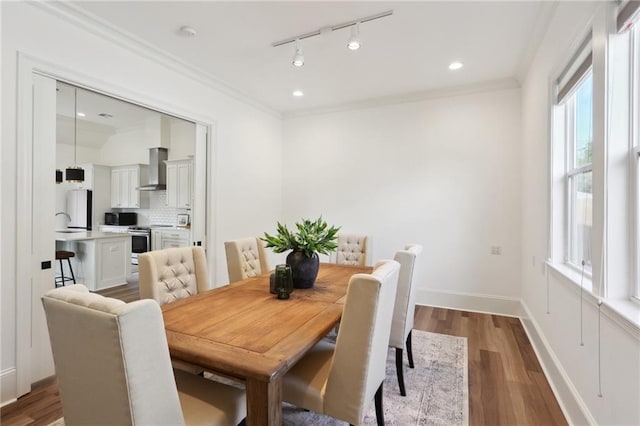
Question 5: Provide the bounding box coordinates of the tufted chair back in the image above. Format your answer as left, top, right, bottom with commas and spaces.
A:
224, 237, 270, 283
335, 233, 368, 266
138, 246, 209, 306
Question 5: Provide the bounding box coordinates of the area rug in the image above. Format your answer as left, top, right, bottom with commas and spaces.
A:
48, 331, 467, 426
283, 330, 468, 426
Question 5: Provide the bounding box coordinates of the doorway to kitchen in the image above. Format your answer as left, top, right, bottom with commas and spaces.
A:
16, 59, 213, 398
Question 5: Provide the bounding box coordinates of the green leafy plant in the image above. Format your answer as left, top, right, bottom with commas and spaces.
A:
262, 216, 340, 258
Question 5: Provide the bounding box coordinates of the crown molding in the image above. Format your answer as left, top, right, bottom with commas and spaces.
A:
31, 1, 281, 119
515, 1, 559, 83
283, 78, 521, 119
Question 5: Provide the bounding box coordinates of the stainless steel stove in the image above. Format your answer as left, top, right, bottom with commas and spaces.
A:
128, 226, 151, 265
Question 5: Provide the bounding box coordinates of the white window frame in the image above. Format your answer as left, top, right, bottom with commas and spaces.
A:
632, 24, 640, 301
562, 71, 594, 276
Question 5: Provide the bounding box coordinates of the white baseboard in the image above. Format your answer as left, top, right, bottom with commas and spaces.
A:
415, 288, 594, 426
519, 302, 595, 426
0, 368, 17, 407
415, 288, 523, 317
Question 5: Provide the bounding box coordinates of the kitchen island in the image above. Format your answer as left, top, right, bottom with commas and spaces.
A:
55, 231, 131, 291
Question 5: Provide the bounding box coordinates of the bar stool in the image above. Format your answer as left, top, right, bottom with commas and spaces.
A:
55, 250, 76, 287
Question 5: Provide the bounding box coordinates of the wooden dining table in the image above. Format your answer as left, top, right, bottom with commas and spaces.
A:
161, 262, 373, 426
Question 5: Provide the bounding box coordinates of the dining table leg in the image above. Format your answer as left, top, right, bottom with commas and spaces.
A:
245, 376, 282, 426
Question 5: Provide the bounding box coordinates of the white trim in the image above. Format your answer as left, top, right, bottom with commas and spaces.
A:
567, 163, 594, 177
548, 261, 640, 339
515, 2, 559, 81
283, 78, 520, 119
30, 1, 279, 119
415, 288, 522, 318
520, 302, 596, 426
547, 261, 597, 301
13, 51, 219, 397
600, 298, 640, 340
15, 54, 35, 397
0, 368, 17, 407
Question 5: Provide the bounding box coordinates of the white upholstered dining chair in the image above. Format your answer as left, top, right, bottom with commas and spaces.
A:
282, 259, 400, 426
138, 246, 210, 375
224, 237, 270, 283
41, 284, 246, 426
389, 243, 423, 396
138, 246, 210, 305
335, 233, 368, 266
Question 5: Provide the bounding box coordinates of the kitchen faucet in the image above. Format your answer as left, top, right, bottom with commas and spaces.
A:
56, 212, 71, 222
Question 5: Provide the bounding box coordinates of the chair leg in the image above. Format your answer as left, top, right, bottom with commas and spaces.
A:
67, 258, 76, 284
58, 258, 65, 287
395, 348, 406, 396
374, 382, 384, 426
406, 330, 414, 369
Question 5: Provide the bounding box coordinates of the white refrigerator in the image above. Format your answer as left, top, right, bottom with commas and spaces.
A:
67, 189, 93, 230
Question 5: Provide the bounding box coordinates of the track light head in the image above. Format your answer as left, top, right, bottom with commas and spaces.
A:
347, 23, 361, 51
292, 39, 304, 67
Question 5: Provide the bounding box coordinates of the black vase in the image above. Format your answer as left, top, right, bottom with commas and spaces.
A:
286, 250, 319, 289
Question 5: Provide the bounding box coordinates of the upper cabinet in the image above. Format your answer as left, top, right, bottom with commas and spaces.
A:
165, 159, 192, 209
111, 164, 148, 208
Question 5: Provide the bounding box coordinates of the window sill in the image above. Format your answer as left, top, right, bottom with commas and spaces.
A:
600, 299, 640, 339
546, 261, 593, 294
546, 261, 640, 340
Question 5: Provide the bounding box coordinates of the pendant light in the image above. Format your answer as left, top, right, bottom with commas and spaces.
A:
65, 87, 84, 183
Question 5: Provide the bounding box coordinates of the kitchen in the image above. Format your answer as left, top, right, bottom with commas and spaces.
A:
54, 82, 198, 291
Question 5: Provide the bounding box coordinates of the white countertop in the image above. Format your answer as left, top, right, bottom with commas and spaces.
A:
55, 231, 133, 242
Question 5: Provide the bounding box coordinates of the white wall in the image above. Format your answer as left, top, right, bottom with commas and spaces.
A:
283, 88, 522, 310
1, 1, 282, 403
520, 2, 640, 425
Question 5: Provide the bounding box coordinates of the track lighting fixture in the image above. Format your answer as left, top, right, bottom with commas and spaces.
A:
347, 23, 361, 51
292, 39, 304, 67
272, 10, 392, 67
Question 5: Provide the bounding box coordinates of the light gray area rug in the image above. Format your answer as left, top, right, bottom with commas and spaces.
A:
49, 331, 467, 426
283, 330, 469, 425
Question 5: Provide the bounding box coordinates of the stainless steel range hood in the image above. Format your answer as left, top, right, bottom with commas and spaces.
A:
137, 147, 168, 191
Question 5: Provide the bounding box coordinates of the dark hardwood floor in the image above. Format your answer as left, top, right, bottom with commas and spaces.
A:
1, 282, 567, 426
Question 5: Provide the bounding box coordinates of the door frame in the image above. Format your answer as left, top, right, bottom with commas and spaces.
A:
14, 52, 219, 396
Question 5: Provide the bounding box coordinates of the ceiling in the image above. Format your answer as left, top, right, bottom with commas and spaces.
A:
68, 1, 553, 115
56, 81, 184, 148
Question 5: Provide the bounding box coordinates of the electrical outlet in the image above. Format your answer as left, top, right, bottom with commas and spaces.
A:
490, 246, 502, 255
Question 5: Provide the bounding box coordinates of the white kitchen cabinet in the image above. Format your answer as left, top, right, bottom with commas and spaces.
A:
72, 163, 110, 191
57, 234, 131, 291
165, 159, 192, 208
111, 164, 148, 208
151, 228, 191, 251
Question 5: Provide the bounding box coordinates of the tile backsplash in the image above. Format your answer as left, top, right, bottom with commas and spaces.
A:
121, 191, 190, 226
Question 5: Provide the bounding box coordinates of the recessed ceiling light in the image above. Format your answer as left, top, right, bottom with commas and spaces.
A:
449, 61, 463, 71
178, 26, 197, 37
76, 112, 86, 117
293, 90, 304, 97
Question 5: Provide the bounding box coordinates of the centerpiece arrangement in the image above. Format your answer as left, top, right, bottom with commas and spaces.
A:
262, 217, 340, 289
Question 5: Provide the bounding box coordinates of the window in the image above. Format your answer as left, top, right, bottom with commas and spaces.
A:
567, 73, 593, 273
551, 38, 594, 278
